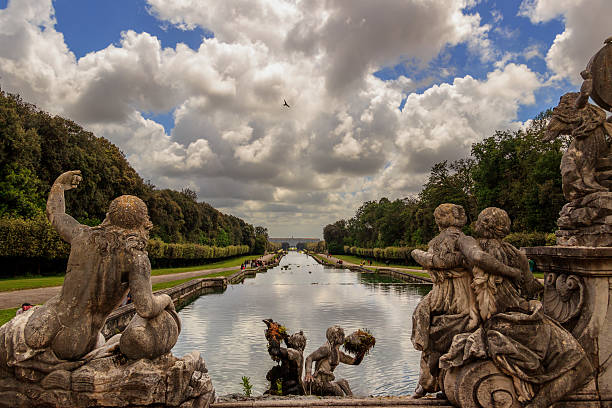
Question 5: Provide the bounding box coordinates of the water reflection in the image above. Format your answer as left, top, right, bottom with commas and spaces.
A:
172, 251, 431, 396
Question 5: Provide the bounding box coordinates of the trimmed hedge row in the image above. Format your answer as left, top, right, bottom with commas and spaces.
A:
503, 232, 556, 248
343, 245, 427, 264
341, 232, 556, 266
0, 216, 251, 276
147, 239, 250, 267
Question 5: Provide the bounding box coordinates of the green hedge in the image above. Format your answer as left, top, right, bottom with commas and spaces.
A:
503, 232, 556, 248
340, 232, 556, 267
0, 216, 251, 276
343, 245, 427, 264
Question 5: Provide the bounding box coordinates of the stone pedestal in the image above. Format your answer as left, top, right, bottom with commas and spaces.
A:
523, 246, 612, 405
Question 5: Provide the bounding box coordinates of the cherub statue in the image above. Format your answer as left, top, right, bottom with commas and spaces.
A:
263, 319, 307, 395
303, 325, 365, 396
410, 203, 522, 397
439, 207, 592, 408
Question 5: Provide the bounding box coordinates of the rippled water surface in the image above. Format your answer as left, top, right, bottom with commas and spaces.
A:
172, 251, 431, 396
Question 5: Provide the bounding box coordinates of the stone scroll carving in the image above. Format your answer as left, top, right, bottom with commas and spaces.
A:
542, 273, 585, 326
0, 170, 214, 408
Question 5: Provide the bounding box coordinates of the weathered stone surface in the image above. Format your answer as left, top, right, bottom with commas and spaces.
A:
304, 326, 367, 397
524, 246, 612, 404
0, 351, 214, 408
546, 38, 612, 247
264, 319, 307, 396
411, 205, 592, 408
120, 309, 181, 360
0, 171, 215, 407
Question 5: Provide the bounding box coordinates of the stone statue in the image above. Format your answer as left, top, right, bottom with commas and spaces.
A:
410, 204, 531, 398
411, 205, 593, 408
303, 326, 365, 396
263, 319, 307, 395
520, 38, 612, 407
544, 37, 612, 247
439, 207, 591, 408
0, 170, 214, 408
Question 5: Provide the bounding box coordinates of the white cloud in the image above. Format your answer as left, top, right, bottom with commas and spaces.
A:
519, 0, 610, 84
0, 0, 548, 237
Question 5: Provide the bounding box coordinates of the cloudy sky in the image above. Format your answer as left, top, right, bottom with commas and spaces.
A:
0, 0, 609, 238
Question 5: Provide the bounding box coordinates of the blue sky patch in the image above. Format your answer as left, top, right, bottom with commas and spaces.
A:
142, 110, 175, 134
52, 0, 212, 59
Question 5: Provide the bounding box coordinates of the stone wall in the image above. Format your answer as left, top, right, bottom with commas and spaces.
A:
102, 257, 283, 339
102, 277, 227, 338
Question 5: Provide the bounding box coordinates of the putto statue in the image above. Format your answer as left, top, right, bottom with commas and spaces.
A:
263, 319, 307, 395
304, 326, 367, 396
0, 171, 214, 408
411, 204, 592, 408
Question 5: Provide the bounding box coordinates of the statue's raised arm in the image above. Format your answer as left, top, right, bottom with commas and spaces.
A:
46, 170, 85, 243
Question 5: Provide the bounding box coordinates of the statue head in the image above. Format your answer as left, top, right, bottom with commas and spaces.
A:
546, 92, 607, 141
434, 203, 467, 231
474, 207, 510, 239
287, 331, 307, 351
326, 325, 345, 346
105, 195, 152, 231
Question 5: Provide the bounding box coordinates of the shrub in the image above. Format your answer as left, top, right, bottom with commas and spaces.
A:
0, 216, 251, 275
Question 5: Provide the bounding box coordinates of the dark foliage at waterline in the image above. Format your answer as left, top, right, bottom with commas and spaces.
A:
324, 112, 565, 252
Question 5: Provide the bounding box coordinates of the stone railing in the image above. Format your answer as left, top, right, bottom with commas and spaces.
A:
309, 252, 431, 283
373, 268, 431, 283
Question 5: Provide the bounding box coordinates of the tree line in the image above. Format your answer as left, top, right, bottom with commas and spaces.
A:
324, 112, 566, 253
0, 89, 271, 274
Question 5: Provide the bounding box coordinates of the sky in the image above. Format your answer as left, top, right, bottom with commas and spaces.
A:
0, 0, 609, 238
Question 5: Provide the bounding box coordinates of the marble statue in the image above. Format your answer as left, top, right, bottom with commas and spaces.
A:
411, 204, 534, 398
544, 38, 612, 247
303, 326, 365, 396
263, 319, 307, 395
0, 170, 214, 408
411, 205, 592, 407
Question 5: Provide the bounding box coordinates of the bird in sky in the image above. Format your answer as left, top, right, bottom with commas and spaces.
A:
283, 99, 290, 108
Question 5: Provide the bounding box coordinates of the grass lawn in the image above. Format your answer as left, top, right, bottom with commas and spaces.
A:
0, 254, 260, 292
0, 308, 18, 326
151, 255, 257, 276
0, 268, 253, 326
331, 254, 422, 269
152, 269, 239, 291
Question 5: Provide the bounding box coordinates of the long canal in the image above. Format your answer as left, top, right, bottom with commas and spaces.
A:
172, 251, 431, 396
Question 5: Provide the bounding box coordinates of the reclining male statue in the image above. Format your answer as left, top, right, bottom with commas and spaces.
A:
0, 170, 212, 408
22, 170, 179, 361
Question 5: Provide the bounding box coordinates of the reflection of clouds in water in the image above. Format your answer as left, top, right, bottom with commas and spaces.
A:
173, 252, 429, 396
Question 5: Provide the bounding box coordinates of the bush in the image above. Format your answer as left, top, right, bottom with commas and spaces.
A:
0, 216, 251, 275
503, 232, 554, 248
342, 244, 427, 265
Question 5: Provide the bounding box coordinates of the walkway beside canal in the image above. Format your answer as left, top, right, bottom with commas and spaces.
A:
313, 253, 431, 282
0, 253, 278, 309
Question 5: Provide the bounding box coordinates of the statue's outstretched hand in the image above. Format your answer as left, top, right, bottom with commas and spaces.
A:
54, 170, 82, 191
304, 373, 314, 383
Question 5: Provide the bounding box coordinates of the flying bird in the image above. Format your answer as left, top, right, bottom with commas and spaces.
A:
283, 99, 290, 108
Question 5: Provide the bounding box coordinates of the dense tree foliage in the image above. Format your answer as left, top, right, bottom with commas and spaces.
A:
0, 90, 258, 249
324, 113, 566, 251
